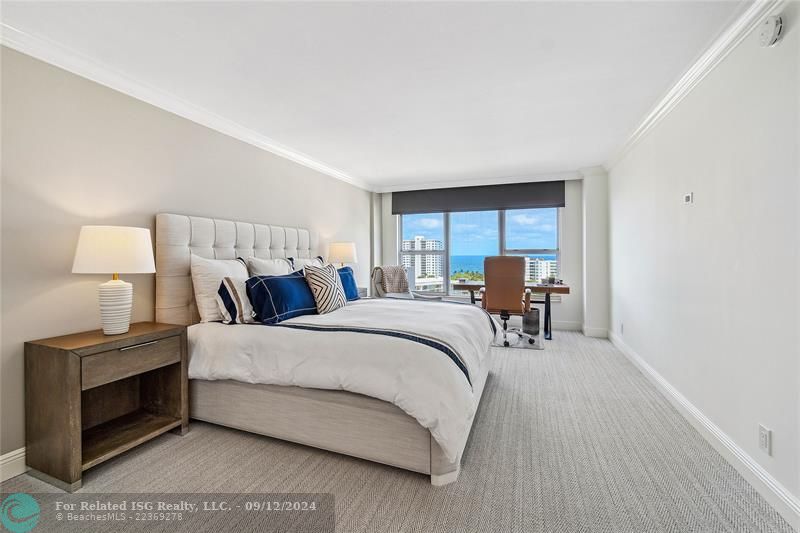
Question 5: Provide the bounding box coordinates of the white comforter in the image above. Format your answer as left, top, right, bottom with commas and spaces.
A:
188, 298, 498, 462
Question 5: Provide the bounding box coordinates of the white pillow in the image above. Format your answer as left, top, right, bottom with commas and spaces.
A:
289, 256, 325, 270
190, 255, 248, 322
246, 257, 292, 277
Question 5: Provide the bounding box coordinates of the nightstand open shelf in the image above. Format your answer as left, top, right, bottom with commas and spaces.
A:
82, 410, 181, 470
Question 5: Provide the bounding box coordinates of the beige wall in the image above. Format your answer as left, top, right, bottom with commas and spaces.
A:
0, 48, 372, 454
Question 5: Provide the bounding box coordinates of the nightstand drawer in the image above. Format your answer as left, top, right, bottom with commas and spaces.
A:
81, 335, 181, 390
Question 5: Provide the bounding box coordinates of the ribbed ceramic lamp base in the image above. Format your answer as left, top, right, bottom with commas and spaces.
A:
98, 279, 133, 335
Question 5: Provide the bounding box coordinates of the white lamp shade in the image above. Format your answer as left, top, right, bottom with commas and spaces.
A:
72, 225, 156, 274
328, 242, 357, 264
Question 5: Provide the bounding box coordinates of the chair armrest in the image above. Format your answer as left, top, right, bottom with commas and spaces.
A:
412, 292, 443, 301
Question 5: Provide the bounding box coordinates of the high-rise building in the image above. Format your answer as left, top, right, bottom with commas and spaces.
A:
525, 257, 558, 281
401, 236, 443, 289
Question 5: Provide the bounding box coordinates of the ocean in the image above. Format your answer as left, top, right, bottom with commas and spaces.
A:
449, 255, 556, 275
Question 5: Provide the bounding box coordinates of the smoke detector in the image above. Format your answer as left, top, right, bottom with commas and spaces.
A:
759, 15, 783, 47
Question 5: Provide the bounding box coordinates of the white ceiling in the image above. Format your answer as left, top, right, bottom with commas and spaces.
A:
2, 1, 745, 191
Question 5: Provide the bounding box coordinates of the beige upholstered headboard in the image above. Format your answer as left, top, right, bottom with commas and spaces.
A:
155, 213, 319, 325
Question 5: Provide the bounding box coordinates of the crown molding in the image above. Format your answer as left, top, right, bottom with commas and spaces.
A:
0, 23, 371, 191
374, 169, 583, 193
606, 0, 786, 170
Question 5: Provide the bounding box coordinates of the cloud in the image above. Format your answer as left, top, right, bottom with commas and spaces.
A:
510, 213, 543, 226
414, 218, 442, 229
453, 223, 478, 231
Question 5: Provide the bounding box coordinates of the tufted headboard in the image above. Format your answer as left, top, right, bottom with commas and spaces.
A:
155, 213, 319, 325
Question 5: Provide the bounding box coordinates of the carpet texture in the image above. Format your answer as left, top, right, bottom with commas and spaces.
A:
2, 332, 794, 532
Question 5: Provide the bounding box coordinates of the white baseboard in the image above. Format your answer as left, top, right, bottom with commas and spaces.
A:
0, 447, 28, 482
609, 332, 800, 530
581, 326, 608, 338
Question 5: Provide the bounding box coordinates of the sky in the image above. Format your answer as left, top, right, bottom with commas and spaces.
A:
402, 208, 558, 255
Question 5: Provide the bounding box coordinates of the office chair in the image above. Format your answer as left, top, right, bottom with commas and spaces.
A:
481, 256, 538, 347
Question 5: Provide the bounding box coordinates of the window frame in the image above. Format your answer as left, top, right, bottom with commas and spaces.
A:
398, 208, 560, 297
398, 213, 449, 296
499, 209, 561, 281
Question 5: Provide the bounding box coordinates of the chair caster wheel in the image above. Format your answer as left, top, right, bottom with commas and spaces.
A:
503, 341, 510, 347
528, 338, 535, 344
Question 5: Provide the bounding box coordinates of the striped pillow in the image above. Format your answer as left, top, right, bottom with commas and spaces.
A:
216, 277, 257, 324
304, 263, 347, 314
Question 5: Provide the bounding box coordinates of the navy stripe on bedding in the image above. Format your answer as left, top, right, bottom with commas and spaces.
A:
274, 323, 472, 387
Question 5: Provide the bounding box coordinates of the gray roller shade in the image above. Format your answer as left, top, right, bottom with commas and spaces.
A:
391, 181, 565, 214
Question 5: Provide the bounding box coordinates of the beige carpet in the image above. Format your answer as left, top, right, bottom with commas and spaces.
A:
2, 332, 794, 532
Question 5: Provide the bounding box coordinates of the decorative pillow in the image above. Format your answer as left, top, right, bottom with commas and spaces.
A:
304, 263, 347, 314
190, 255, 248, 322
246, 271, 318, 324
215, 277, 257, 324
288, 256, 324, 271
246, 256, 292, 277
337, 266, 360, 301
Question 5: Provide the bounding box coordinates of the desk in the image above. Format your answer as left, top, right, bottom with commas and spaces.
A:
451, 282, 570, 340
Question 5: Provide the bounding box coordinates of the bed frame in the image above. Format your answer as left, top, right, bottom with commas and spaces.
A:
155, 213, 489, 485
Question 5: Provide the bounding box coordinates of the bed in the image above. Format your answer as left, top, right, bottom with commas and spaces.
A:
155, 213, 495, 485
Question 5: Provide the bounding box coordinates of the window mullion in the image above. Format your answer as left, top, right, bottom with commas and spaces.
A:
444, 212, 451, 295
499, 210, 506, 255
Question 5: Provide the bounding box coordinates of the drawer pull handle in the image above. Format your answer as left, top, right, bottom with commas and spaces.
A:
119, 340, 159, 352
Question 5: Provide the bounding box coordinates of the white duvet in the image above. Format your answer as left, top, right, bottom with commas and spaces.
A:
188, 298, 498, 462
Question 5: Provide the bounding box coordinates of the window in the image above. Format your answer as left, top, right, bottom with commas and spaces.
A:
399, 208, 559, 296
503, 208, 559, 282
449, 211, 498, 296
399, 213, 445, 293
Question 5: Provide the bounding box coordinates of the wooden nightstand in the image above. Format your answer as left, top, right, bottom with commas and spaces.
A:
25, 322, 188, 491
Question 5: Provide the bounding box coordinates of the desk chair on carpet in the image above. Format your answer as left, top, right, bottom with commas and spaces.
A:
481, 256, 539, 347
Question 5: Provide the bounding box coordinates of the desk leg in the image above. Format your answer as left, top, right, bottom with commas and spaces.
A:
544, 292, 552, 340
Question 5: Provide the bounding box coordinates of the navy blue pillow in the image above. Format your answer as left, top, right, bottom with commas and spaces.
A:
246, 271, 318, 324
337, 266, 360, 301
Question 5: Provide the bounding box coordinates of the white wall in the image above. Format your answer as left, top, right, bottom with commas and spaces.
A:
555, 179, 584, 330
608, 2, 799, 510
378, 181, 585, 330
370, 191, 383, 272
0, 48, 372, 455
581, 169, 609, 337
380, 193, 398, 267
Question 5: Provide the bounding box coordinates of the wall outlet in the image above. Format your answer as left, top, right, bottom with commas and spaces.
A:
758, 425, 772, 455
683, 192, 694, 205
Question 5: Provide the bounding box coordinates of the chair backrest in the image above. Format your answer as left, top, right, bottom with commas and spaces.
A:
370, 266, 414, 299
483, 256, 526, 314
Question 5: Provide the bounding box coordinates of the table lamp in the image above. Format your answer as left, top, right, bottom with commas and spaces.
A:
328, 242, 357, 267
72, 226, 156, 335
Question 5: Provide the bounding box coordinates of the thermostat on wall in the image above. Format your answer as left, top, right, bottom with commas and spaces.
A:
759, 15, 783, 47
